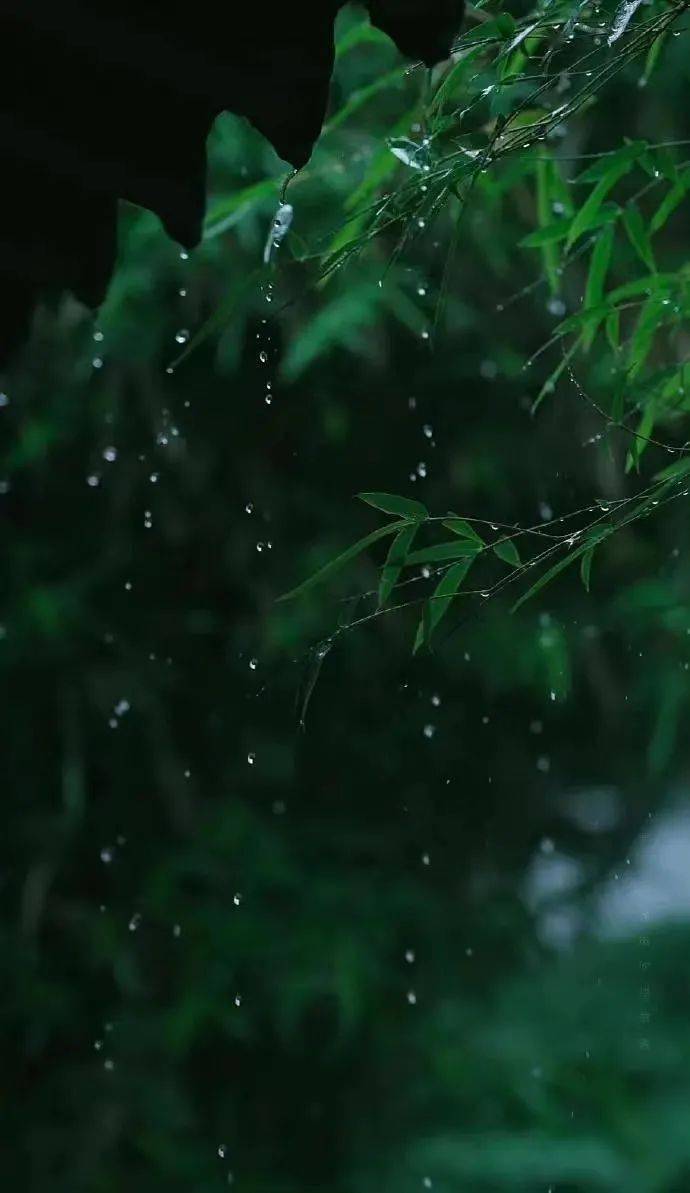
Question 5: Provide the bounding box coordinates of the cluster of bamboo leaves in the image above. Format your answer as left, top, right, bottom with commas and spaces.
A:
270, 0, 690, 645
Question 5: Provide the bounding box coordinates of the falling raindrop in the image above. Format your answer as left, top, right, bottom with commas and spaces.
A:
100, 846, 114, 864
102, 446, 117, 462
407, 990, 417, 1004
128, 912, 142, 932
263, 200, 294, 264
174, 329, 190, 345
247, 752, 256, 765
233, 893, 242, 906
423, 724, 436, 739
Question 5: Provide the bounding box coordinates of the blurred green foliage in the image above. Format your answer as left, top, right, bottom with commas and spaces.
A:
2, 3, 690, 1191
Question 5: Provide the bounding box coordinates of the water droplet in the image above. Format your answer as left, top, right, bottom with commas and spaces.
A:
178, 288, 187, 297
92, 356, 104, 369
249, 658, 258, 671
421, 852, 431, 866
259, 350, 268, 364
407, 989, 417, 1004
128, 912, 142, 932
233, 892, 242, 906
423, 724, 435, 739
256, 542, 264, 552
179, 250, 189, 261
423, 424, 433, 438
100, 846, 114, 864
93, 330, 104, 343
234, 994, 242, 1007
175, 329, 190, 345
218, 1145, 228, 1160
173, 923, 181, 937
103, 1058, 115, 1071
0, 392, 9, 407
245, 502, 254, 514
114, 699, 130, 717
102, 446, 117, 463
247, 752, 256, 765
94, 1039, 103, 1051
405, 949, 415, 963
431, 693, 440, 706
540, 836, 555, 854
417, 461, 427, 478
87, 474, 100, 488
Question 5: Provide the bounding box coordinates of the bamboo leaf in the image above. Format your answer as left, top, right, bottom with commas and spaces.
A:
378, 523, 418, 607
358, 492, 428, 520
650, 166, 690, 234
566, 159, 634, 250
413, 557, 475, 652
493, 539, 521, 567
277, 521, 408, 602
442, 517, 484, 543
622, 204, 656, 272
582, 224, 615, 350
405, 541, 480, 565
580, 546, 595, 592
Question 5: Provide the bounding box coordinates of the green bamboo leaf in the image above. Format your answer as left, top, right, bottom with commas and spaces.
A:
575, 141, 646, 184
277, 520, 408, 602
608, 273, 675, 303
622, 204, 656, 272
625, 402, 656, 473
650, 166, 690, 234
566, 160, 634, 250
358, 492, 428, 520
532, 337, 581, 412
378, 523, 418, 607
442, 517, 484, 543
413, 557, 475, 652
605, 308, 621, 352
580, 546, 595, 592
536, 158, 559, 295
628, 292, 667, 379
405, 541, 480, 566
511, 541, 591, 613
582, 224, 615, 350
493, 539, 521, 567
